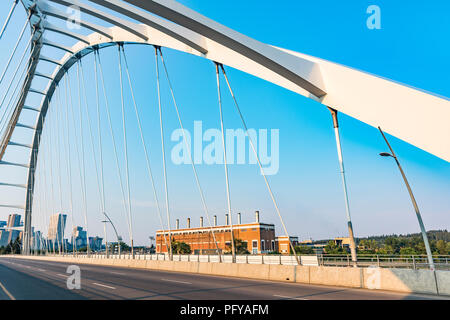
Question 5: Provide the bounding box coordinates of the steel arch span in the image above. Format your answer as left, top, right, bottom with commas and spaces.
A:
0, 0, 448, 254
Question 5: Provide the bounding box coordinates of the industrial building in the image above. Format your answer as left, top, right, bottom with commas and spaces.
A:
156, 211, 276, 255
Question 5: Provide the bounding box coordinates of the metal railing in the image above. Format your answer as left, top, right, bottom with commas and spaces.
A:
37, 252, 450, 270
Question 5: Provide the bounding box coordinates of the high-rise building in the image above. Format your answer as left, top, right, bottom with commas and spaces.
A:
0, 230, 10, 247
72, 226, 87, 249
48, 213, 67, 247
0, 221, 6, 228
7, 214, 21, 228
89, 236, 103, 251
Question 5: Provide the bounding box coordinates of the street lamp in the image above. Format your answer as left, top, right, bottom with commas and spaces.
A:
378, 126, 435, 271
102, 212, 121, 257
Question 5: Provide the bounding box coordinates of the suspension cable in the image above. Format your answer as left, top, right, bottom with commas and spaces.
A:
47, 98, 58, 254
63, 75, 76, 255
93, 50, 108, 255
214, 63, 236, 261
154, 46, 173, 260
120, 45, 169, 254
157, 47, 221, 259
96, 50, 130, 254
54, 88, 65, 253
79, 59, 108, 254
117, 44, 134, 257
0, 0, 19, 41
73, 63, 91, 255
0, 27, 35, 109
0, 16, 30, 86
219, 64, 300, 264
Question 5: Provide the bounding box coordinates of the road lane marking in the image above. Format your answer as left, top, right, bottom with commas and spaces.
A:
0, 281, 16, 300
93, 283, 116, 290
37, 268, 46, 272
56, 273, 69, 278
161, 278, 192, 285
273, 294, 308, 300
109, 271, 126, 275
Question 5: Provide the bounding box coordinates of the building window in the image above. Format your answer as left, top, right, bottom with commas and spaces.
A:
252, 240, 258, 254
261, 240, 265, 251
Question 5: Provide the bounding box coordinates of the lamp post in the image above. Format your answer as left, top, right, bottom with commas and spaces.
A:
378, 126, 435, 271
149, 236, 155, 253
102, 212, 121, 257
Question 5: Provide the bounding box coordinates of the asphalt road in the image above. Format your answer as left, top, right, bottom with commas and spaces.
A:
0, 257, 444, 300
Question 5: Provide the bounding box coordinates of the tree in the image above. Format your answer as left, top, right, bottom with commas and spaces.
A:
108, 241, 130, 253
226, 239, 249, 254
436, 240, 448, 255
171, 241, 191, 254
294, 245, 314, 254
324, 240, 347, 254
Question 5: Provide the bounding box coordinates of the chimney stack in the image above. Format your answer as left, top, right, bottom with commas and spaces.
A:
187, 217, 191, 228
200, 216, 203, 227
214, 215, 217, 226
225, 214, 229, 225
237, 212, 241, 225
255, 210, 260, 223
176, 219, 179, 229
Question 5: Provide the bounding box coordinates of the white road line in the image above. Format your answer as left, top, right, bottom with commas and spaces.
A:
37, 268, 46, 272
56, 273, 69, 278
93, 283, 116, 290
273, 294, 308, 300
161, 278, 192, 285
109, 271, 126, 275
0, 281, 16, 300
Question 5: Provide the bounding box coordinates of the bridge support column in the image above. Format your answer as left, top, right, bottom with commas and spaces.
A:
327, 107, 358, 265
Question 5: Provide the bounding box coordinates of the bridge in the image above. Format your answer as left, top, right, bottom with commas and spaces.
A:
0, 0, 449, 300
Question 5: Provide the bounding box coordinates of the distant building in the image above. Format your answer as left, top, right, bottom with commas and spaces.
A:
89, 236, 103, 251
0, 230, 10, 247
156, 211, 276, 255
48, 213, 67, 249
7, 214, 21, 228
72, 226, 87, 249
0, 221, 6, 228
275, 236, 299, 254
334, 237, 351, 248
7, 230, 20, 244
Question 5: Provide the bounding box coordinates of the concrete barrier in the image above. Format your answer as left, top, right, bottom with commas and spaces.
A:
2, 255, 448, 296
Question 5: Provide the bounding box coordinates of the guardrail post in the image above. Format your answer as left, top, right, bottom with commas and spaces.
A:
412, 256, 416, 270
208, 254, 210, 262
347, 255, 350, 267
246, 254, 249, 264
279, 255, 281, 265
262, 255, 264, 264
377, 255, 380, 267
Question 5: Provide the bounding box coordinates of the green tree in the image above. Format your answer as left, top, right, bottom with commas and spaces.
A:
324, 240, 347, 254
171, 241, 191, 254
435, 240, 448, 255
294, 245, 314, 254
226, 239, 249, 254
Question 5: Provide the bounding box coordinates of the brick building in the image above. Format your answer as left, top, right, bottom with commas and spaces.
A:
156, 211, 276, 254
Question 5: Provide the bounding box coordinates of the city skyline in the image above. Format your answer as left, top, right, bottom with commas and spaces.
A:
0, 1, 448, 247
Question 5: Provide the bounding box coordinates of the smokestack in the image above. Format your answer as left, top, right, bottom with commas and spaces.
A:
237, 212, 241, 225
200, 216, 203, 227
187, 217, 191, 228
225, 214, 229, 225
255, 210, 260, 223
176, 219, 179, 229
214, 215, 217, 226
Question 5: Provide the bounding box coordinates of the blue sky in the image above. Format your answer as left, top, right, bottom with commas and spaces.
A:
0, 0, 448, 246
